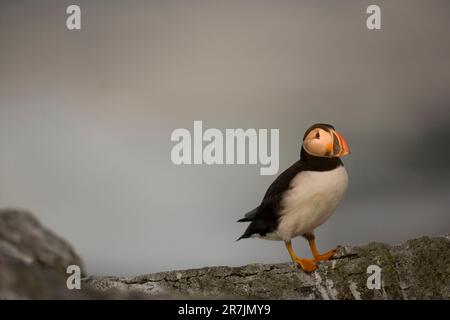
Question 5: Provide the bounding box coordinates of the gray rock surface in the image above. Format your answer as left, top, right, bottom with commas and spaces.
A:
1, 208, 449, 299
0, 209, 100, 299
0, 209, 83, 271
84, 235, 450, 299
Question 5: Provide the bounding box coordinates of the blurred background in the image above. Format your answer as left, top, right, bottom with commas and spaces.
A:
0, 0, 449, 276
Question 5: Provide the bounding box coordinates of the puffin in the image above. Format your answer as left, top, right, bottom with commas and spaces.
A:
237, 123, 350, 272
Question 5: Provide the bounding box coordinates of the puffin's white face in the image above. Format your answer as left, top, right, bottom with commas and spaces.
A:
303, 127, 350, 158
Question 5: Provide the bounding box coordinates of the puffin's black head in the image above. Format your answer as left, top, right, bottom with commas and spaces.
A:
302, 123, 350, 158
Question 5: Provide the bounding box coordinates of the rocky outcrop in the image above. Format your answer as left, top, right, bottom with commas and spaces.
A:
84, 235, 450, 299
1, 208, 449, 299
0, 209, 102, 299
0, 209, 83, 271
0, 209, 87, 299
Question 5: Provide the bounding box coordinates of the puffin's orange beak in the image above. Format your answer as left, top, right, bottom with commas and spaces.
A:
331, 130, 350, 157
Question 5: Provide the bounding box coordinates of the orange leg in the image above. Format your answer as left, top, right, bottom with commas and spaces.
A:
284, 241, 317, 272
308, 239, 336, 262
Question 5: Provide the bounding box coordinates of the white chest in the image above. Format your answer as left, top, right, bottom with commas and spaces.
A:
276, 165, 348, 240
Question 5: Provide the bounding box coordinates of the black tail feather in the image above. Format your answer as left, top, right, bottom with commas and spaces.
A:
236, 232, 251, 241
237, 206, 259, 222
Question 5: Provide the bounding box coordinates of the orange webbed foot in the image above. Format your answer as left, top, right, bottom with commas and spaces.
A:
313, 247, 337, 262
294, 257, 318, 272
285, 240, 318, 272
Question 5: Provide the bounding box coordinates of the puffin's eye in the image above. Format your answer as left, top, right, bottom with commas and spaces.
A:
315, 131, 320, 139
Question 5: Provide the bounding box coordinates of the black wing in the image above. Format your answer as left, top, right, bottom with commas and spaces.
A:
237, 160, 305, 239
261, 160, 305, 203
